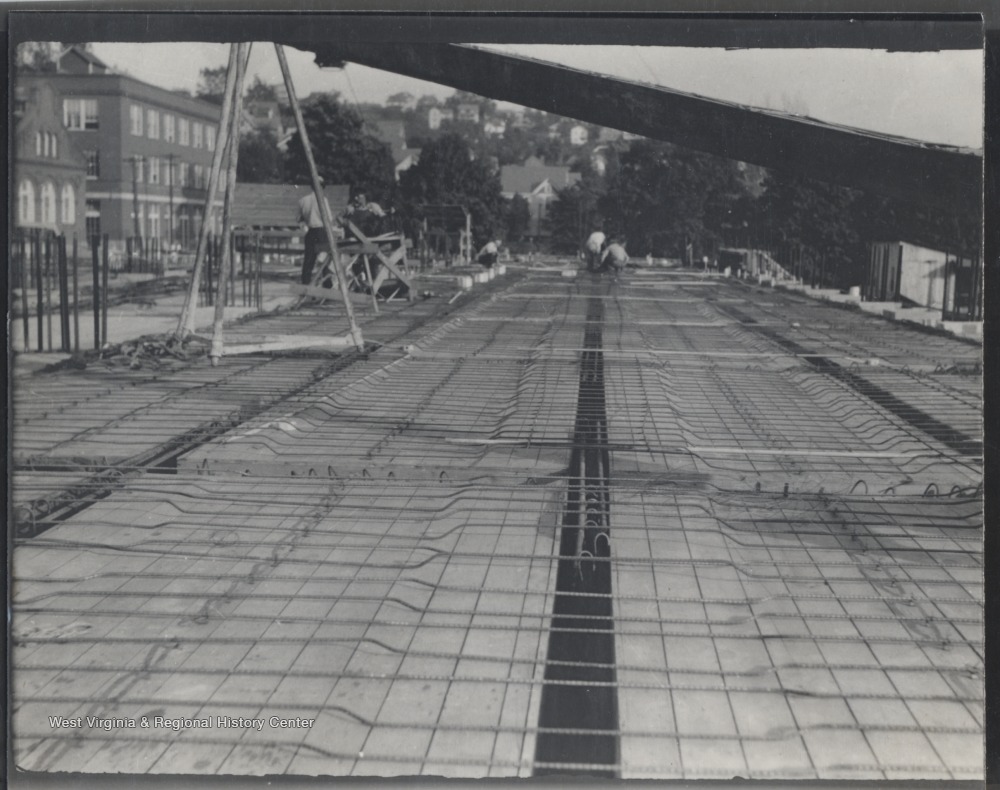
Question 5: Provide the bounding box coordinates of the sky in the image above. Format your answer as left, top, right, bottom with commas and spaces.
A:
88, 41, 984, 150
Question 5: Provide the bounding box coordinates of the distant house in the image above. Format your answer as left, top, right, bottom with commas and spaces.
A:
13, 81, 87, 239
509, 112, 533, 130
500, 159, 581, 239
456, 102, 481, 123
569, 124, 589, 146
242, 99, 284, 139
597, 127, 624, 143
364, 118, 419, 180
386, 92, 417, 111
427, 106, 454, 130
483, 118, 507, 137
57, 46, 110, 76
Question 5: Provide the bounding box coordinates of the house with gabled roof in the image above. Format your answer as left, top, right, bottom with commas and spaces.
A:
500, 158, 581, 239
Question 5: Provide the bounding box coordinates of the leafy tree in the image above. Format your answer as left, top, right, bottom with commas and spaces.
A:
245, 76, 278, 103
415, 94, 441, 111
756, 170, 864, 286
196, 65, 228, 105
506, 194, 531, 244
399, 133, 505, 246
238, 128, 285, 184
545, 174, 605, 255
283, 94, 396, 203
17, 42, 59, 73
600, 140, 743, 258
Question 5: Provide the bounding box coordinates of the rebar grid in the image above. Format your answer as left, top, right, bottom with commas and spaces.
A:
11, 267, 982, 779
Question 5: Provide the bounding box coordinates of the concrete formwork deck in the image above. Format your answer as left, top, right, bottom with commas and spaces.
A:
11, 266, 982, 780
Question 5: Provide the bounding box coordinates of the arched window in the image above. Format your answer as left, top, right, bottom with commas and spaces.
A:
61, 183, 76, 225
50, 133, 58, 159
35, 132, 42, 156
40, 182, 56, 225
18, 180, 35, 224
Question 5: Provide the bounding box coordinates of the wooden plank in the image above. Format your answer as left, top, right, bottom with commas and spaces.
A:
222, 334, 357, 355
312, 42, 981, 213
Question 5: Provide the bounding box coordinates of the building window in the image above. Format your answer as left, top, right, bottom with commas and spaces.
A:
61, 183, 76, 225
131, 157, 144, 184
130, 104, 144, 136
85, 150, 100, 178
148, 204, 160, 240
18, 180, 35, 224
192, 122, 204, 149
148, 156, 160, 184
63, 98, 98, 130
177, 162, 189, 187
164, 113, 175, 143
147, 109, 160, 139
40, 182, 56, 225
193, 164, 206, 189
206, 125, 216, 151
50, 133, 58, 158
85, 200, 101, 238
35, 131, 42, 156
179, 118, 190, 146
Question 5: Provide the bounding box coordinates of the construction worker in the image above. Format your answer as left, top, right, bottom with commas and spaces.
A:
341, 192, 387, 238
476, 239, 502, 268
296, 179, 333, 285
584, 229, 606, 271
601, 238, 629, 275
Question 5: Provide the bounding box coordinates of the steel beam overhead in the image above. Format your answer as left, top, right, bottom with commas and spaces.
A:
303, 41, 981, 212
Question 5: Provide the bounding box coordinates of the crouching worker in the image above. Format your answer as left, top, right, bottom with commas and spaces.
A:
584, 229, 606, 272
476, 239, 502, 268
601, 239, 629, 275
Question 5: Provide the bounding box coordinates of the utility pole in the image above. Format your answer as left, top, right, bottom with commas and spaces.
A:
166, 153, 176, 247
127, 155, 144, 243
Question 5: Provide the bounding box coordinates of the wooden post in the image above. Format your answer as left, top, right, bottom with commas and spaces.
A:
275, 42, 364, 350
361, 254, 380, 313
34, 231, 43, 351
58, 236, 71, 351
91, 236, 101, 349
101, 233, 110, 347
45, 234, 53, 351
72, 236, 80, 352
177, 44, 242, 338
20, 234, 30, 352
210, 42, 250, 365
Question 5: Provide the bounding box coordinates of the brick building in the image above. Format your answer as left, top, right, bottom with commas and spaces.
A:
18, 47, 222, 253
13, 80, 87, 240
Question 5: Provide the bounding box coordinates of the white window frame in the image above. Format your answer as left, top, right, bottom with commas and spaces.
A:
178, 118, 190, 146
164, 113, 176, 143
192, 122, 204, 149
206, 125, 216, 151
61, 183, 76, 225
40, 182, 56, 225
130, 104, 144, 136
147, 108, 160, 140
148, 156, 160, 185
18, 180, 36, 224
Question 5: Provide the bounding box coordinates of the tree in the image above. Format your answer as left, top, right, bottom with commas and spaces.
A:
756, 170, 864, 287
16, 42, 59, 73
506, 195, 531, 244
196, 65, 228, 105
600, 140, 743, 258
399, 133, 505, 246
238, 128, 285, 184
283, 94, 396, 203
245, 76, 278, 103
546, 173, 605, 255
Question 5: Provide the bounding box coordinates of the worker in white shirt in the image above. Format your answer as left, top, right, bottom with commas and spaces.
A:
476, 239, 502, 268
584, 230, 607, 271
601, 239, 629, 275
296, 181, 334, 285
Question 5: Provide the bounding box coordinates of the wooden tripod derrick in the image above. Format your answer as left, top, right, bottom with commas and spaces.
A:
174, 42, 365, 362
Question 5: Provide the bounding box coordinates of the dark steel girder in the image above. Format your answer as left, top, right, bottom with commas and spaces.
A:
305, 41, 981, 213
